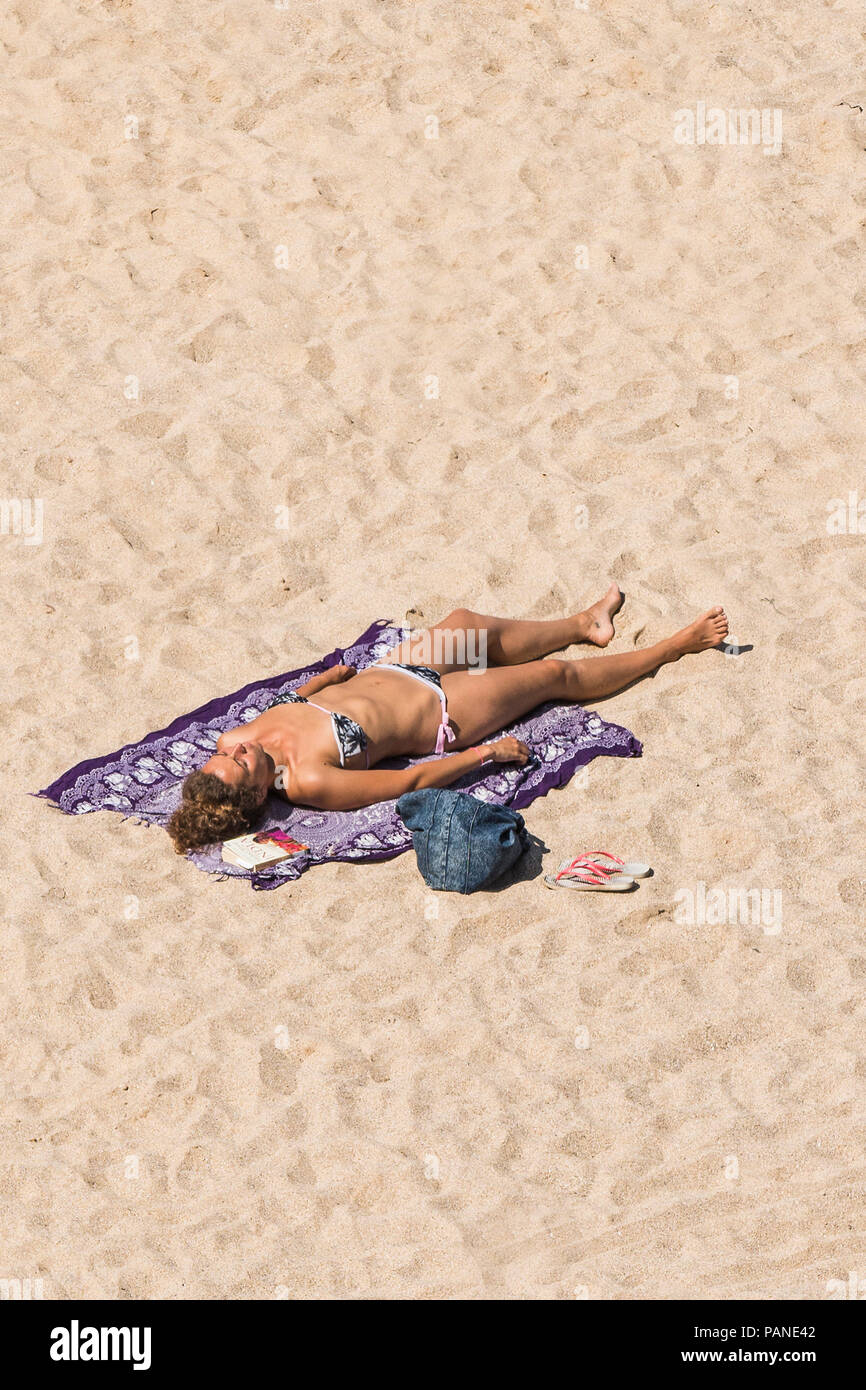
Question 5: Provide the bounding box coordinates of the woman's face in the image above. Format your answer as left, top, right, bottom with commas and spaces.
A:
202, 741, 272, 801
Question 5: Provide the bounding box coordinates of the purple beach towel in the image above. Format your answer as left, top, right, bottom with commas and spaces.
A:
36, 620, 642, 889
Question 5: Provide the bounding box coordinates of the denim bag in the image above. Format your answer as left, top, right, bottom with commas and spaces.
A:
396, 789, 530, 893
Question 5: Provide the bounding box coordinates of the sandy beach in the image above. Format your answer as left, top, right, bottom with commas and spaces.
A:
2, 1, 865, 1299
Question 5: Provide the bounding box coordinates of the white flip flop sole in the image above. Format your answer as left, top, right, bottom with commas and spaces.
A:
544, 871, 636, 892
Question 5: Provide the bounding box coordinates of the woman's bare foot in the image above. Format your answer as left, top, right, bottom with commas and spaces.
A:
671, 606, 729, 657
578, 583, 624, 648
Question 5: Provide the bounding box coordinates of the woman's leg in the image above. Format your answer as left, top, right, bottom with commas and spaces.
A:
443, 608, 729, 745
384, 583, 625, 672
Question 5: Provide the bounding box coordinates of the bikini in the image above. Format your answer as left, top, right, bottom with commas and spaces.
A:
267, 662, 454, 769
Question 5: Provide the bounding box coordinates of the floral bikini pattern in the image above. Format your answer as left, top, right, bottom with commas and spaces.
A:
270, 664, 442, 767
269, 691, 368, 767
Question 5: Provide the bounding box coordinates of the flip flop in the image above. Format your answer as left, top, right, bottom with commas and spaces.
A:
569, 851, 653, 879
543, 862, 636, 892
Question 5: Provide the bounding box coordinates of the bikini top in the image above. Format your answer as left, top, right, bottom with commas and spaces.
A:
267, 662, 451, 771
268, 692, 368, 768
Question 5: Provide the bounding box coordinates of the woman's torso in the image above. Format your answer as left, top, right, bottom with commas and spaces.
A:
232, 667, 443, 783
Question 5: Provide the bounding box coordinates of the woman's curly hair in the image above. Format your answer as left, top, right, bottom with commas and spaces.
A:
167, 770, 263, 854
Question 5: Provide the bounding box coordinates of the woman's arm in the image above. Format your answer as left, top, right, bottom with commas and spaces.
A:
216, 667, 355, 751
294, 737, 529, 811
294, 664, 356, 698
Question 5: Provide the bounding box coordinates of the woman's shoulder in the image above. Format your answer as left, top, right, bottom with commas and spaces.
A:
282, 761, 335, 807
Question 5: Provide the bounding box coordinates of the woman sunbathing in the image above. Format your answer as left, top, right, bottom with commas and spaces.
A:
168, 586, 728, 853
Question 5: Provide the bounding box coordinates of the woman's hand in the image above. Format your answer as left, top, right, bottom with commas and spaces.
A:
295, 665, 357, 698
485, 736, 531, 765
